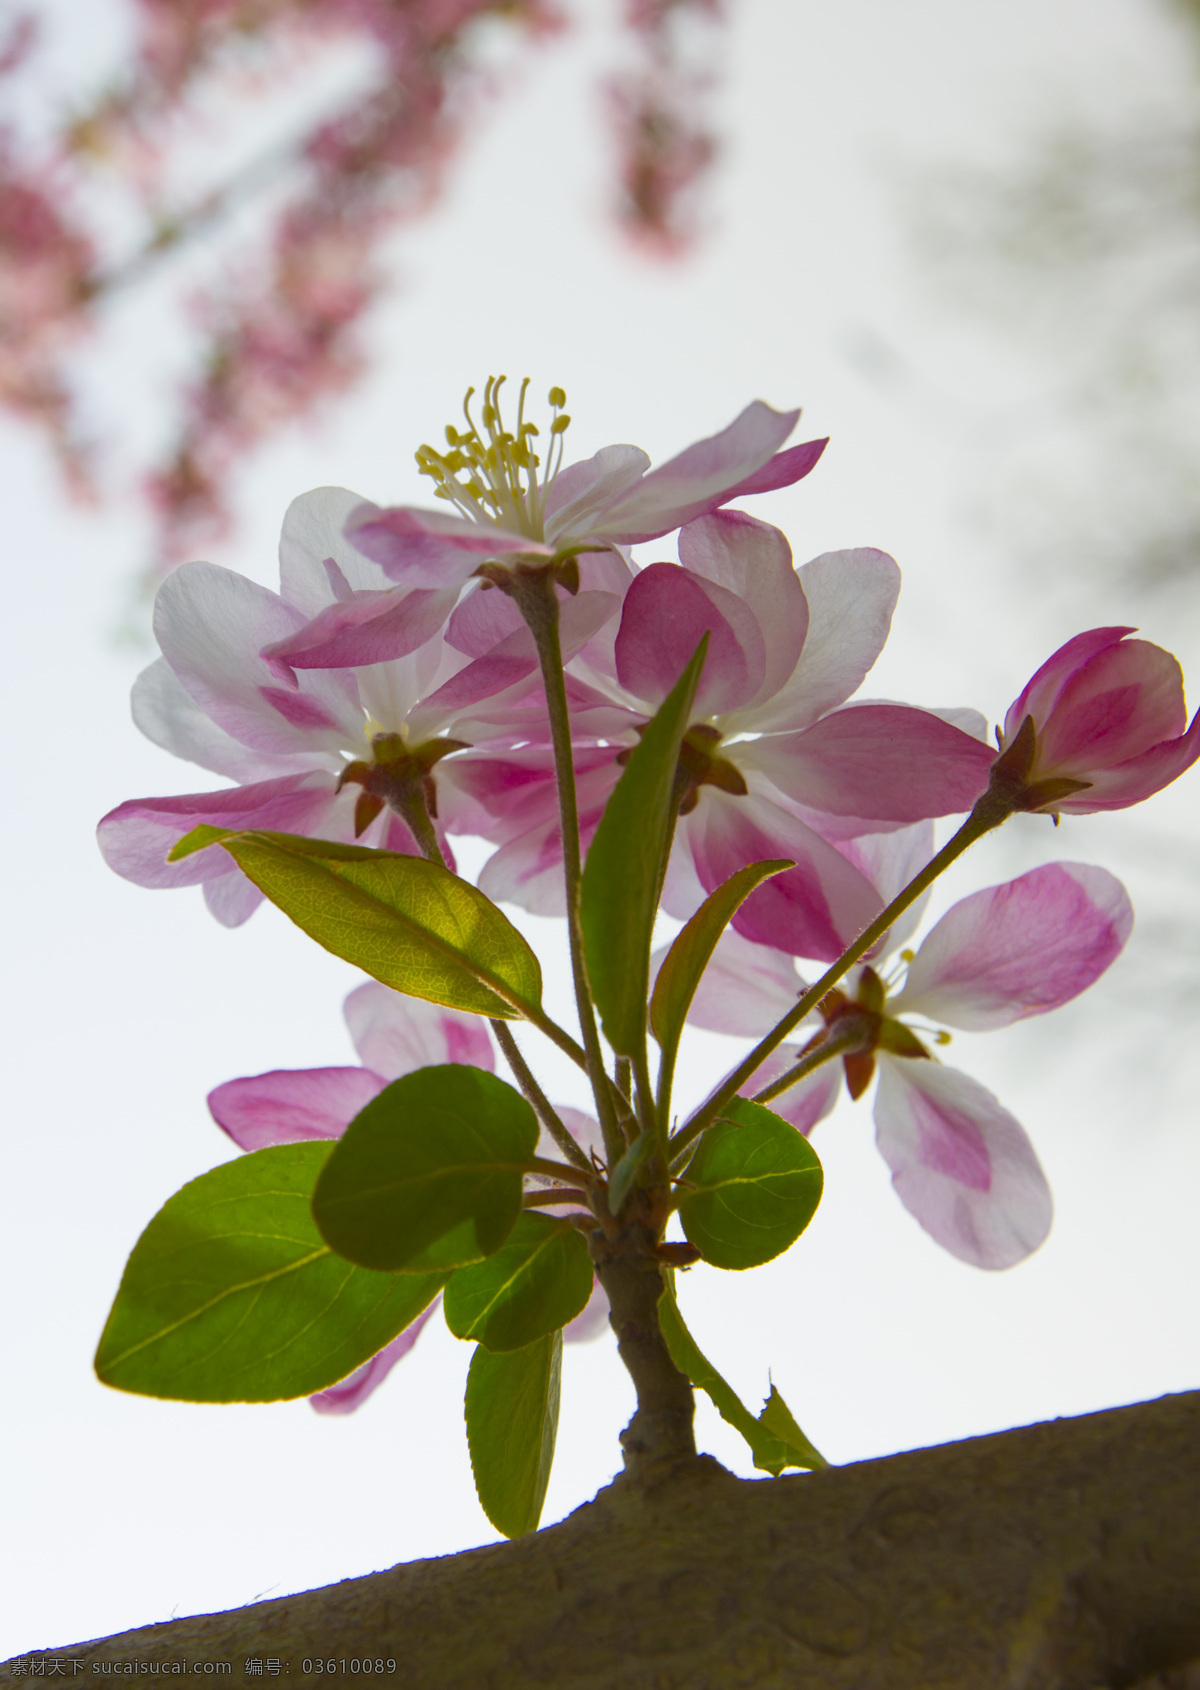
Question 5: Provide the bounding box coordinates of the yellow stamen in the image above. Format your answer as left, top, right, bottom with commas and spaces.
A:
415, 377, 570, 540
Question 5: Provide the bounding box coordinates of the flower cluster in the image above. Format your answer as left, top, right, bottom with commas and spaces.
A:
97, 386, 1200, 1427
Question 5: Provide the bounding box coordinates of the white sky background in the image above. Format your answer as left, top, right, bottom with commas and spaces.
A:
3, 0, 1199, 1659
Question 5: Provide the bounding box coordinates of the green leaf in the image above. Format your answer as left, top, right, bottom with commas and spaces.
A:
580, 637, 708, 1057
168, 824, 232, 861
465, 1332, 562, 1538
95, 1144, 447, 1403
607, 1128, 659, 1216
200, 830, 541, 1019
312, 1065, 537, 1272
658, 1273, 826, 1474
443, 1213, 593, 1352
650, 859, 793, 1095
678, 1096, 823, 1270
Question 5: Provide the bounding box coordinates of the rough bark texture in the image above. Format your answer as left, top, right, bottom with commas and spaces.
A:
7, 1391, 1199, 1688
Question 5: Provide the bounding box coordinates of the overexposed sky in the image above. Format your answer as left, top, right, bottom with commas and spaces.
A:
3, 0, 1199, 1660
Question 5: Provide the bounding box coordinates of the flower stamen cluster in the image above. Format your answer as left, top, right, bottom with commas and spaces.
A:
415, 377, 570, 540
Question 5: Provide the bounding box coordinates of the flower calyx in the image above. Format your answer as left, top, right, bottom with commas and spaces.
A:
338, 733, 468, 837
475, 551, 582, 598
815, 967, 930, 1100
612, 721, 747, 812
675, 724, 749, 814
987, 714, 1094, 818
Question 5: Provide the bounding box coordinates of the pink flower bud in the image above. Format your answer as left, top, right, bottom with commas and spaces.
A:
998, 627, 1200, 813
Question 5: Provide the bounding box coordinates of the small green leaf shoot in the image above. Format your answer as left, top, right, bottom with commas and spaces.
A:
658, 1273, 826, 1473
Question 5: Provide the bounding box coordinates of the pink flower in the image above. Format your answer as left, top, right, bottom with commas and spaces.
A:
97, 487, 612, 924
340, 381, 828, 595
478, 512, 994, 959
683, 851, 1133, 1268
997, 627, 1200, 813
208, 983, 608, 1414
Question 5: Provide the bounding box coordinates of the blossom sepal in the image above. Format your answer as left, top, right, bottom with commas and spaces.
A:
987, 714, 1094, 814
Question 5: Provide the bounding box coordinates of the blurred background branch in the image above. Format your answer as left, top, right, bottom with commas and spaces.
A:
0, 0, 725, 579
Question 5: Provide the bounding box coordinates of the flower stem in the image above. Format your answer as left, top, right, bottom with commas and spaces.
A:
671, 786, 1014, 1160
527, 1155, 595, 1182
747, 1020, 869, 1109
389, 779, 449, 870
523, 1187, 591, 1209
491, 1020, 594, 1173
506, 569, 623, 1163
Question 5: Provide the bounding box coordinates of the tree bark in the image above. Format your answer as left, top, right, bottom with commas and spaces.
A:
7, 1390, 1199, 1688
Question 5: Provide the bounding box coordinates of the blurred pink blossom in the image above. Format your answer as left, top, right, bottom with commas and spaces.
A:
1, 0, 727, 575
607, 0, 723, 254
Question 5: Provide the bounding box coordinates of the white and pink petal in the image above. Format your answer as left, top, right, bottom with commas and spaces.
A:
278, 487, 395, 616
309, 1307, 440, 1415
132, 658, 290, 784
153, 561, 358, 757
892, 863, 1132, 1031
745, 1046, 841, 1136
750, 549, 901, 734
583, 403, 809, 544
261, 584, 461, 673
747, 705, 993, 821
873, 1059, 1053, 1270
664, 927, 801, 1037
96, 772, 339, 892
1003, 627, 1133, 741
541, 443, 653, 540
208, 1066, 387, 1151
343, 982, 494, 1080
345, 502, 543, 587
678, 511, 809, 714
614, 563, 766, 715
683, 790, 884, 963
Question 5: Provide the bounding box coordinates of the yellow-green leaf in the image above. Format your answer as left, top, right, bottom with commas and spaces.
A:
192, 829, 542, 1018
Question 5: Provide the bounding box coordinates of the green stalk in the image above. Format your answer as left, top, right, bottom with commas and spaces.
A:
506, 570, 622, 1162
389, 779, 450, 871
747, 1019, 871, 1109
491, 1020, 594, 1174
632, 1046, 659, 1141
670, 788, 1014, 1161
